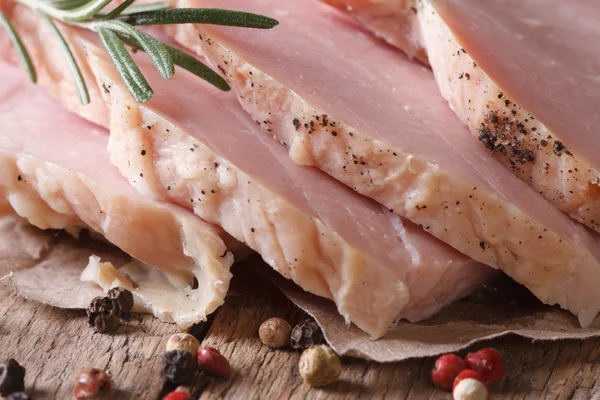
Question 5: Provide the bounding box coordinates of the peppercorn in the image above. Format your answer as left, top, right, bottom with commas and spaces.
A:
298, 345, 341, 387
197, 347, 231, 378
7, 392, 31, 400
259, 318, 292, 348
166, 333, 200, 356
86, 297, 120, 333
453, 370, 488, 391
107, 287, 134, 317
162, 386, 192, 400
453, 378, 488, 400
163, 351, 197, 384
464, 348, 504, 383
431, 354, 466, 391
291, 319, 324, 351
0, 359, 26, 396
73, 368, 111, 399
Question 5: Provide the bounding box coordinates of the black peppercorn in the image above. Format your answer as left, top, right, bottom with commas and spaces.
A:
291, 319, 324, 351
86, 297, 120, 333
7, 392, 31, 400
107, 287, 134, 317
163, 350, 197, 384
0, 359, 26, 396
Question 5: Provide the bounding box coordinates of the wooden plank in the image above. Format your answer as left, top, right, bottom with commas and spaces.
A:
0, 267, 600, 399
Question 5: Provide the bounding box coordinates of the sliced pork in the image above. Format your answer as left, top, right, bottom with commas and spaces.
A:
174, 0, 600, 327
324, 0, 600, 232
425, 0, 600, 230
0, 4, 494, 338
0, 62, 234, 327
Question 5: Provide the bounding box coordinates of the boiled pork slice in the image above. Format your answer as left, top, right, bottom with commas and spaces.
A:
174, 0, 600, 327
0, 6, 494, 339
324, 0, 600, 233
0, 62, 235, 328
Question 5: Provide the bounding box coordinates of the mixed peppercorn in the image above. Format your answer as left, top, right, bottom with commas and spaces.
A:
257, 317, 340, 387
431, 347, 505, 400
11, 285, 512, 398
258, 317, 292, 348
86, 287, 134, 333
290, 319, 324, 351
73, 368, 112, 399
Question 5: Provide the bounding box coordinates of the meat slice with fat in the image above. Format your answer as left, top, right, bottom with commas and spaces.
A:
0, 62, 234, 328
0, 5, 494, 338
429, 0, 600, 172
173, 0, 600, 327
425, 0, 600, 231
323, 0, 600, 232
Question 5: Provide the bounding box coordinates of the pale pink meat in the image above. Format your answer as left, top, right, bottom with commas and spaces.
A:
175, 0, 600, 327
431, 0, 600, 173
322, 0, 427, 64
0, 4, 494, 338
0, 63, 234, 327
321, 0, 600, 232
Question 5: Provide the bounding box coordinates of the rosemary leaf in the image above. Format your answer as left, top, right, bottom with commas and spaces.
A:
164, 42, 230, 91
119, 2, 169, 15
97, 27, 154, 103
118, 34, 230, 91
122, 8, 279, 29
0, 11, 37, 83
101, 0, 135, 20
94, 20, 173, 80
40, 13, 89, 104
53, 0, 113, 22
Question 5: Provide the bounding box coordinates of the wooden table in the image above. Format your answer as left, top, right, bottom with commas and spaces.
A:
1, 265, 599, 399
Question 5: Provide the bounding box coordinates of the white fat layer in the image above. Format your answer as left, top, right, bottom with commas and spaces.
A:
81, 254, 233, 326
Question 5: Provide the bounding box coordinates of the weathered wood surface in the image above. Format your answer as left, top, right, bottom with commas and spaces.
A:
1, 266, 600, 400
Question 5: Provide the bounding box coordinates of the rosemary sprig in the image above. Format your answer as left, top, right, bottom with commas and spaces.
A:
2, 0, 278, 104
39, 12, 90, 104
0, 10, 36, 82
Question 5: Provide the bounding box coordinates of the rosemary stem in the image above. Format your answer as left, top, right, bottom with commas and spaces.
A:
16, 0, 112, 22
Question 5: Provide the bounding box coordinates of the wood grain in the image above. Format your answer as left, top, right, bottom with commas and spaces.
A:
0, 267, 599, 399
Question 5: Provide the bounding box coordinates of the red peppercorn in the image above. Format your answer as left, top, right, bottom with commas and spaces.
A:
431, 354, 465, 391
453, 369, 488, 391
197, 347, 231, 378
465, 348, 505, 383
73, 368, 111, 399
162, 391, 192, 400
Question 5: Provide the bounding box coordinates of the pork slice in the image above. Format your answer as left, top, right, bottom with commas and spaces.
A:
430, 0, 600, 172
175, 0, 600, 327
90, 39, 496, 339
321, 0, 600, 232
0, 5, 494, 338
0, 62, 234, 327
